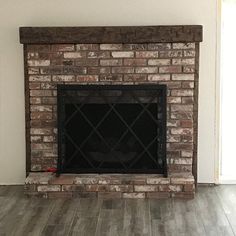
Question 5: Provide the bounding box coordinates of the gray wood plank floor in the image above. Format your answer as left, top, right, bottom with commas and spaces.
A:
0, 185, 236, 236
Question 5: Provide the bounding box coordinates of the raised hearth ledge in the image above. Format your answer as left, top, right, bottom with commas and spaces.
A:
25, 173, 195, 199
20, 25, 203, 44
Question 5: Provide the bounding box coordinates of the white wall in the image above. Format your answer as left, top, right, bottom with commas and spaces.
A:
0, 0, 218, 184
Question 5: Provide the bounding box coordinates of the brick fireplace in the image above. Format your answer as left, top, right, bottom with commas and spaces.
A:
20, 26, 202, 198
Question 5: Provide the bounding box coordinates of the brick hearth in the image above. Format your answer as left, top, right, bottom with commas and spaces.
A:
25, 173, 194, 199
20, 26, 202, 198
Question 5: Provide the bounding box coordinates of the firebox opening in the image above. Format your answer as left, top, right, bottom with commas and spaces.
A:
57, 85, 167, 175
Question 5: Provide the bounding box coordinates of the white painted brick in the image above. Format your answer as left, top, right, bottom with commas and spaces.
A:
123, 193, 145, 198
64, 52, 85, 58
28, 60, 50, 67
172, 43, 195, 49
148, 74, 170, 81
38, 185, 61, 192
52, 75, 75, 82
171, 128, 193, 135
29, 75, 51, 82
147, 178, 170, 184
134, 185, 158, 192
100, 44, 123, 50
172, 74, 194, 81
172, 58, 195, 65
111, 51, 134, 58
135, 67, 158, 73
148, 59, 171, 66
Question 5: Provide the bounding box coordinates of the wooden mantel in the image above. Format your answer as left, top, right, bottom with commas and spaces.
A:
20, 25, 203, 44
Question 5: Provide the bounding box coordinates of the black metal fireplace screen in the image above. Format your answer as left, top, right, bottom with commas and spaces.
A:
57, 85, 167, 176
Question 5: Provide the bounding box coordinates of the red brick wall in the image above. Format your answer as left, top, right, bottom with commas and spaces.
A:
25, 43, 198, 176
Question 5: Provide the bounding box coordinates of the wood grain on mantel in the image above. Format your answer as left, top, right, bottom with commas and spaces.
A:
20, 25, 203, 44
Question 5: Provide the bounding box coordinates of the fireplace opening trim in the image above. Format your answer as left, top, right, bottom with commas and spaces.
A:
57, 84, 167, 176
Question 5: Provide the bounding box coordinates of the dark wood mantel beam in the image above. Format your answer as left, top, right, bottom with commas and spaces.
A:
20, 25, 203, 44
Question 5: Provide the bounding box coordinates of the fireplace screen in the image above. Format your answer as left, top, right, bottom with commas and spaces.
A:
57, 85, 167, 175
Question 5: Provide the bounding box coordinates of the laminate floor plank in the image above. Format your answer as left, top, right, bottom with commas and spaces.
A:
150, 199, 175, 236
41, 199, 79, 236
123, 199, 151, 236
172, 199, 206, 236
0, 185, 236, 236
69, 216, 98, 236
69, 198, 100, 236
0, 196, 30, 235
96, 199, 125, 236
0, 186, 12, 196
95, 209, 113, 236
195, 187, 235, 236
10, 198, 56, 236
215, 185, 236, 235
149, 198, 205, 236
0, 186, 24, 223
77, 198, 102, 217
